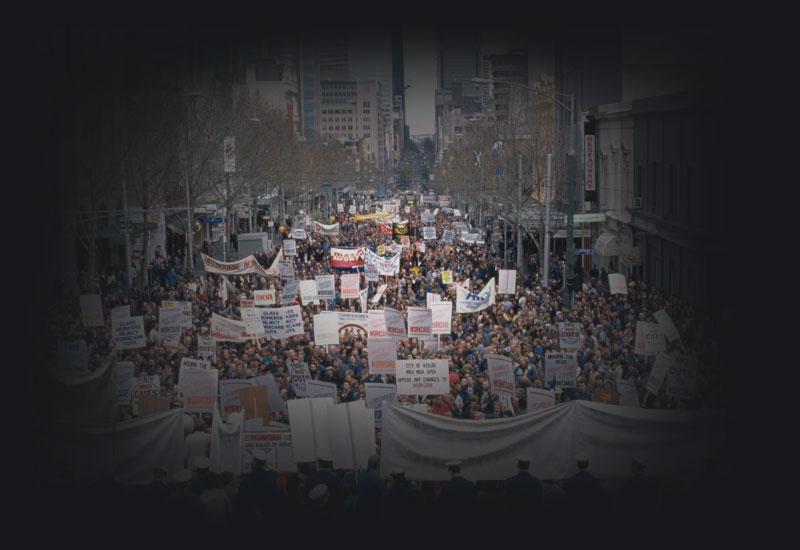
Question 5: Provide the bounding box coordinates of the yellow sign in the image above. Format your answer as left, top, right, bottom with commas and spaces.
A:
353, 212, 393, 222
377, 245, 386, 256
441, 271, 453, 285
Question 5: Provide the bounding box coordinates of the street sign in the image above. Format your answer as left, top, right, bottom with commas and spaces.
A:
199, 217, 224, 224
565, 213, 606, 224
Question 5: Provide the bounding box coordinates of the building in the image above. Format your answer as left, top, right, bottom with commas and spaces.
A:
232, 53, 300, 134
489, 50, 528, 124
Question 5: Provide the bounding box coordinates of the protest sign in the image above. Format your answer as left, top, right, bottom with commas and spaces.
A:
299, 279, 319, 305
368, 309, 389, 338
423, 226, 436, 240
111, 305, 130, 325
80, 294, 104, 327
456, 277, 496, 313
442, 230, 454, 244
254, 288, 277, 307
545, 352, 578, 389
646, 352, 672, 395
254, 374, 286, 413
367, 337, 397, 375
180, 357, 211, 370
430, 302, 452, 335
283, 239, 297, 257
179, 366, 218, 413
384, 307, 406, 338
485, 354, 516, 397
526, 388, 556, 412
314, 312, 340, 346
282, 305, 305, 338
288, 361, 312, 397
365, 249, 401, 276
132, 375, 161, 414
220, 379, 255, 417
314, 221, 340, 235
395, 360, 449, 396
666, 353, 698, 400
558, 322, 583, 351
608, 273, 628, 295
329, 247, 365, 268
337, 312, 369, 340
114, 361, 135, 405
290, 228, 307, 240
159, 306, 184, 348
635, 321, 666, 356
399, 235, 410, 248
359, 288, 368, 312
421, 211, 435, 224
426, 292, 441, 309
618, 380, 640, 407
653, 309, 680, 342
241, 303, 264, 337
197, 335, 216, 361
306, 380, 338, 400
201, 253, 268, 276
113, 316, 146, 350
365, 383, 397, 428
441, 270, 453, 285
280, 280, 299, 305
315, 275, 336, 300
371, 283, 388, 304
498, 269, 516, 295
243, 432, 295, 473
337, 203, 344, 213
340, 273, 361, 299
210, 313, 250, 342
365, 262, 379, 283
407, 307, 432, 337
239, 385, 270, 425
162, 301, 192, 328
279, 260, 296, 280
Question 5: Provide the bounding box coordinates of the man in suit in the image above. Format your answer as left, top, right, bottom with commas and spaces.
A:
235, 449, 279, 522
353, 454, 384, 522
381, 469, 417, 521
505, 456, 543, 519
438, 460, 478, 519
561, 454, 608, 527
303, 454, 347, 517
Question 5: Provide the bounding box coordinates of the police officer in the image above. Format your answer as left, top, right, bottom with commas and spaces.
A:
353, 454, 384, 523
235, 449, 279, 522
561, 454, 608, 526
303, 454, 346, 517
438, 460, 477, 519
505, 456, 543, 518
381, 469, 418, 521
620, 457, 660, 523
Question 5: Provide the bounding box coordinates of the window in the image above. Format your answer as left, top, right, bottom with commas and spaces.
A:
668, 164, 676, 216
651, 161, 659, 212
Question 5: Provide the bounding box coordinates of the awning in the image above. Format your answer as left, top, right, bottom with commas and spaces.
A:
593, 232, 620, 256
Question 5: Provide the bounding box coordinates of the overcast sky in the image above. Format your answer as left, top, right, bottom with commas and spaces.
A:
403, 28, 437, 137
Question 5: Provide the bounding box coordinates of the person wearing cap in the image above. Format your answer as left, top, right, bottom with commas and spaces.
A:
160, 469, 205, 524
504, 456, 543, 518
352, 454, 384, 523
380, 468, 418, 521
147, 466, 171, 501
620, 457, 660, 521
303, 454, 346, 515
561, 454, 608, 524
438, 460, 477, 519
235, 449, 279, 523
184, 418, 210, 469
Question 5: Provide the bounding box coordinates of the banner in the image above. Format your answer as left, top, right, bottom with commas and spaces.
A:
456, 277, 496, 313
243, 432, 295, 473
430, 302, 453, 335
114, 361, 135, 405
290, 228, 307, 240
371, 283, 388, 304
646, 352, 672, 395
283, 239, 297, 257
265, 248, 284, 276
367, 337, 397, 375
240, 303, 265, 337
201, 253, 268, 276
210, 406, 243, 476
259, 306, 305, 339
608, 273, 628, 295
299, 280, 319, 305
330, 247, 365, 268
441, 270, 453, 285
558, 322, 583, 351
197, 335, 216, 361
498, 269, 516, 295
314, 312, 340, 346
635, 321, 666, 356
666, 353, 697, 400
365, 249, 401, 276
485, 354, 516, 397
314, 221, 340, 235
158, 306, 183, 348
338, 312, 369, 340
545, 352, 578, 389
254, 288, 277, 307
220, 379, 255, 417
113, 316, 146, 350
653, 309, 680, 342
80, 294, 104, 327
423, 227, 436, 240
306, 380, 338, 400
395, 360, 449, 396
365, 383, 397, 427
280, 280, 299, 305
407, 307, 432, 338
340, 273, 361, 299
279, 260, 296, 280
180, 357, 210, 370
384, 307, 407, 338
110, 305, 130, 326
315, 275, 335, 300
211, 313, 250, 342
178, 366, 218, 413
526, 388, 555, 412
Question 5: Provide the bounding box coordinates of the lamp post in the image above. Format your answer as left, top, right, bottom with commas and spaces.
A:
182, 91, 202, 272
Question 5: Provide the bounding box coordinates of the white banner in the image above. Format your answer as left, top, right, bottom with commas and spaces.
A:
371, 283, 388, 304
315, 275, 336, 300
290, 228, 307, 240
113, 316, 146, 350
368, 337, 397, 375
653, 309, 680, 342
283, 239, 297, 257
384, 307, 406, 338
259, 306, 305, 339
179, 366, 218, 413
254, 288, 277, 307
314, 312, 340, 346
337, 312, 369, 340
558, 322, 583, 351
407, 307, 432, 338
340, 273, 361, 299
486, 354, 516, 397
365, 249, 400, 276
635, 321, 666, 356
299, 280, 319, 305
498, 269, 516, 295
197, 335, 216, 361
211, 312, 250, 342
526, 388, 555, 412
368, 309, 389, 338
456, 277, 496, 313
201, 253, 268, 276
430, 302, 453, 335
158, 306, 183, 348
314, 221, 340, 235
80, 294, 104, 327
608, 273, 628, 295
545, 352, 578, 389
395, 359, 450, 396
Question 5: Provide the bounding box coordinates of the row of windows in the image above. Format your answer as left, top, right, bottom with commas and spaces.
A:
634, 162, 697, 222
322, 109, 353, 115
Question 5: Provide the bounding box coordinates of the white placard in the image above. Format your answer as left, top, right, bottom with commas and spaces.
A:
426, 292, 441, 309
180, 357, 211, 370
371, 283, 388, 304
485, 354, 516, 397
367, 337, 397, 375
314, 312, 340, 346
430, 301, 453, 335
287, 397, 334, 463
327, 401, 376, 469
365, 383, 397, 427
279, 260, 296, 280
337, 312, 369, 340
635, 321, 666, 356
395, 359, 450, 396
179, 366, 218, 413
315, 275, 336, 300
280, 280, 299, 305
407, 307, 432, 338
290, 228, 307, 240
498, 269, 516, 295
653, 309, 680, 342
608, 273, 628, 295
558, 322, 583, 351
254, 288, 277, 307
340, 273, 361, 300
112, 316, 146, 350
383, 307, 407, 338
114, 361, 136, 405
283, 239, 297, 257
197, 335, 216, 361
545, 352, 578, 389
423, 226, 436, 240
299, 280, 319, 305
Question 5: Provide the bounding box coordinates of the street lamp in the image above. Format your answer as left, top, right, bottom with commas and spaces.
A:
182, 90, 203, 272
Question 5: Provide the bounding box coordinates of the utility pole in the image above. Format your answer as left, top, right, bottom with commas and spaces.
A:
517, 154, 523, 274
543, 153, 552, 288
121, 156, 132, 288
479, 155, 484, 227
563, 94, 577, 307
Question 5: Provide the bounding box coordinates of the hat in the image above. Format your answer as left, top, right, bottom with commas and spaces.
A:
309, 484, 329, 501
173, 469, 192, 483
317, 453, 334, 467
194, 456, 211, 472
575, 453, 590, 466
252, 449, 269, 464
445, 460, 462, 469
516, 456, 531, 468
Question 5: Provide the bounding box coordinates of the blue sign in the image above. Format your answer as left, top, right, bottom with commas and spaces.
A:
575, 249, 593, 256
199, 217, 223, 224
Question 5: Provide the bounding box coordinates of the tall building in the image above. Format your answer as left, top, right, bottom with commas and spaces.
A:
489, 49, 528, 124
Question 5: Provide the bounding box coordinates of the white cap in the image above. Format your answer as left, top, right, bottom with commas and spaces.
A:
252, 450, 269, 463
194, 456, 211, 471
173, 469, 192, 483
516, 456, 531, 465
309, 484, 329, 500
317, 453, 334, 463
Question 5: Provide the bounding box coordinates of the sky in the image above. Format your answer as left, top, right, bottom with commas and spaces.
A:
403, 28, 437, 137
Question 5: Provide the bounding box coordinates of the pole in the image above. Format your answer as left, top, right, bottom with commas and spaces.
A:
185, 104, 194, 273
563, 95, 576, 307
122, 157, 132, 288
543, 153, 552, 288
517, 154, 523, 274
503, 217, 508, 268
479, 159, 484, 228
223, 173, 229, 261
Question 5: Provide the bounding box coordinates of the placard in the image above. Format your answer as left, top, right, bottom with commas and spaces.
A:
407, 307, 432, 338
243, 432, 296, 473
430, 302, 453, 335
254, 288, 277, 307
544, 352, 578, 389
384, 307, 406, 338
498, 269, 516, 295
371, 283, 388, 304
442, 230, 454, 244
368, 309, 389, 338
646, 352, 671, 395
314, 312, 340, 346
290, 228, 307, 240
653, 309, 680, 342
635, 321, 666, 356
279, 260, 296, 280
329, 247, 365, 268
367, 337, 397, 375
485, 354, 516, 397
337, 312, 369, 340
299, 279, 319, 305
423, 227, 436, 240
340, 273, 361, 299
280, 280, 299, 305
558, 322, 583, 351
315, 275, 335, 300
395, 359, 449, 396
426, 292, 441, 309
283, 239, 297, 257
180, 357, 211, 370
178, 366, 218, 413
608, 273, 628, 295
114, 361, 135, 405
197, 335, 216, 361
112, 316, 146, 350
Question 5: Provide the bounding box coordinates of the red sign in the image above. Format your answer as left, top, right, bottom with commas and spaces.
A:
584, 135, 596, 192
329, 247, 365, 268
